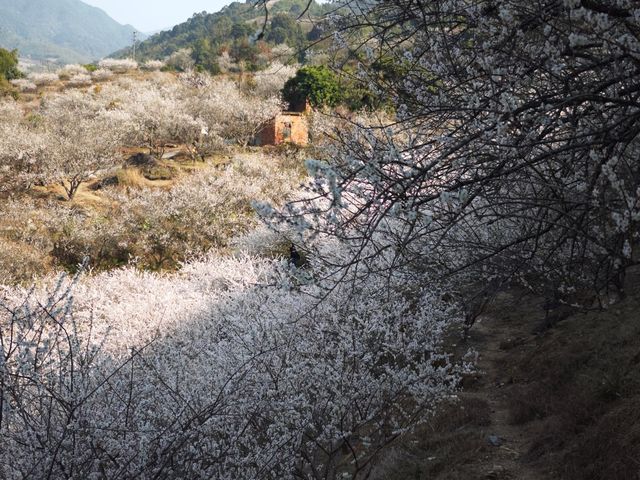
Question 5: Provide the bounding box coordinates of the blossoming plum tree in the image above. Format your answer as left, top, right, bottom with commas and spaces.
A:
187, 78, 283, 147
38, 93, 131, 199
0, 57, 471, 479
0, 247, 466, 479
98, 58, 138, 73
272, 0, 640, 307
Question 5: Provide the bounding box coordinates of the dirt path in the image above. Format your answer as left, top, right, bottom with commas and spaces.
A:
461, 292, 543, 480
375, 283, 639, 480
377, 276, 640, 479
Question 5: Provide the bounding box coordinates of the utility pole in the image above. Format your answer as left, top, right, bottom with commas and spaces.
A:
132, 31, 137, 62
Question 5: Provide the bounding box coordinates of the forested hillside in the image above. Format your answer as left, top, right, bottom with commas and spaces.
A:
120, 0, 330, 71
0, 0, 143, 64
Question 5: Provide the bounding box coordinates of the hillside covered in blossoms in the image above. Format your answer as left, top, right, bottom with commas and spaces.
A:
0, 0, 639, 478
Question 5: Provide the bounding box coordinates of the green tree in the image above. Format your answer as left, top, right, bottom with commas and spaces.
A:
282, 66, 341, 110
211, 17, 232, 42
266, 14, 304, 47
193, 38, 220, 73
231, 22, 254, 40
0, 48, 22, 81
231, 38, 260, 69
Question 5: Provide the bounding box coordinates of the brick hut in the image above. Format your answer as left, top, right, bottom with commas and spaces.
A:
255, 99, 311, 147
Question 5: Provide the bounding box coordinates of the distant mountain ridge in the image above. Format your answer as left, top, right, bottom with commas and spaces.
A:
0, 0, 146, 64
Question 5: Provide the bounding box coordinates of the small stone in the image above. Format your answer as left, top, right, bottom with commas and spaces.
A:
487, 434, 504, 447
484, 465, 507, 479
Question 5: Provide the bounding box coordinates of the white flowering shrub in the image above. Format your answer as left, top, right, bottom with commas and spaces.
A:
56, 63, 87, 79
165, 48, 195, 71
98, 58, 138, 73
91, 68, 114, 81
27, 72, 59, 86
0, 122, 48, 188
115, 81, 196, 155
189, 78, 283, 146
35, 91, 132, 198
216, 51, 237, 73
0, 98, 23, 120
0, 101, 55, 193
270, 43, 295, 62
42, 121, 122, 198
0, 59, 473, 479
9, 79, 36, 92
249, 61, 298, 99
0, 244, 466, 479
142, 59, 165, 71
66, 73, 92, 87
178, 70, 212, 89
101, 74, 282, 152
271, 0, 640, 307
0, 100, 44, 184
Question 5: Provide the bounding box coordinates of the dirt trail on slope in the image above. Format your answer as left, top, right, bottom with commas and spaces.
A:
376, 272, 640, 479
453, 274, 640, 480
461, 291, 545, 480
372, 291, 549, 480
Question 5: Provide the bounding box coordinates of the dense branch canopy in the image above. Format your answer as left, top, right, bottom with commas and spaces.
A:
272, 0, 640, 300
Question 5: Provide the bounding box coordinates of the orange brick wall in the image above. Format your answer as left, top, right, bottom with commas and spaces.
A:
256, 113, 309, 146
257, 119, 277, 146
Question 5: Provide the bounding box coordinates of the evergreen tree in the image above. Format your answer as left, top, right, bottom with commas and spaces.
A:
0, 48, 22, 81
282, 65, 340, 109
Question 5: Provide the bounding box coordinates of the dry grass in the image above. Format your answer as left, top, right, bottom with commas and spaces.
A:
115, 168, 156, 189
32, 182, 113, 208
0, 149, 301, 282
0, 238, 51, 284
176, 154, 230, 171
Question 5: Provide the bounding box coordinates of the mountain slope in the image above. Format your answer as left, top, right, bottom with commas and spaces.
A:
123, 0, 330, 69
0, 0, 145, 64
